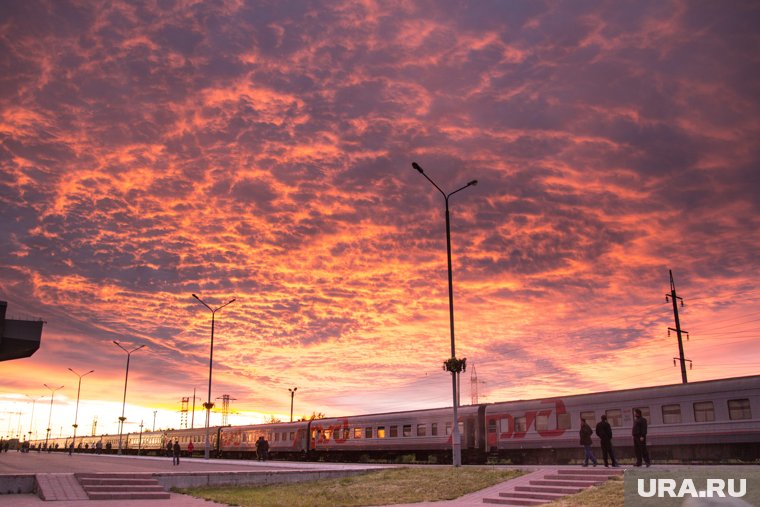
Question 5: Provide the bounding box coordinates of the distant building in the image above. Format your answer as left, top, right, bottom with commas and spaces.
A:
0, 301, 44, 361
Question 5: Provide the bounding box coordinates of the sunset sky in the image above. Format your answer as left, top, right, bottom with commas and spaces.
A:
1, 1, 759, 441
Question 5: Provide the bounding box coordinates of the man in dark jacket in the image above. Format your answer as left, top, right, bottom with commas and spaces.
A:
172, 439, 181, 466
595, 415, 619, 467
579, 418, 597, 467
632, 409, 651, 467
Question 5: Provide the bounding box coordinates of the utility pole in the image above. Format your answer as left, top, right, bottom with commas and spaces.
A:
180, 397, 189, 428
666, 270, 691, 383
191, 387, 196, 429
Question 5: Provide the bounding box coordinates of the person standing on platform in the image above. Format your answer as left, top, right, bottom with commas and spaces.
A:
632, 409, 651, 467
579, 417, 598, 467
172, 439, 181, 466
187, 441, 194, 457
166, 440, 173, 459
595, 415, 619, 467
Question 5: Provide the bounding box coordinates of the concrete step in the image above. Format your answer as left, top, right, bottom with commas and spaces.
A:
557, 467, 623, 476
80, 477, 159, 486
86, 491, 171, 500
530, 478, 600, 487
483, 497, 546, 506
83, 484, 166, 493
516, 484, 585, 495
545, 473, 614, 481
499, 490, 567, 501
75, 472, 169, 500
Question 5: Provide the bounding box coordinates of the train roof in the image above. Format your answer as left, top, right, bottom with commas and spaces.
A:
485, 374, 760, 406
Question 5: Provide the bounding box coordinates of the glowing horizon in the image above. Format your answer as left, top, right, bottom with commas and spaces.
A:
1, 1, 759, 441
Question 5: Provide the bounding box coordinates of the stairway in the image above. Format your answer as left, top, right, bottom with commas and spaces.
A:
76, 473, 170, 500
483, 467, 623, 506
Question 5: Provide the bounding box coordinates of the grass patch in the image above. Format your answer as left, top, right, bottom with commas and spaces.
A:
177, 467, 523, 507
544, 476, 624, 507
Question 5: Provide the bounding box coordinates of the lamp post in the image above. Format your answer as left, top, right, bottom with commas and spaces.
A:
113, 340, 146, 455
25, 394, 44, 445
412, 161, 477, 467
289, 387, 297, 422
43, 384, 64, 451
138, 420, 144, 455
67, 368, 94, 455
192, 293, 236, 459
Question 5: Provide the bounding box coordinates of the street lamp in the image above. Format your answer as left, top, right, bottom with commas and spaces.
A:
289, 387, 297, 422
412, 161, 477, 467
113, 340, 146, 455
43, 384, 64, 451
192, 293, 236, 459
25, 394, 44, 445
67, 368, 94, 455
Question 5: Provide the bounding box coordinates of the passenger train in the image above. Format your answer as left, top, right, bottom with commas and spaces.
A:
30, 375, 760, 464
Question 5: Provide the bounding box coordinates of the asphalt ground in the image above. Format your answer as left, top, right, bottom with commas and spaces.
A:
2, 452, 757, 506
0, 451, 398, 506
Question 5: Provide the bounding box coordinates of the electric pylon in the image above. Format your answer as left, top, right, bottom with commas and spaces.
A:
666, 269, 692, 383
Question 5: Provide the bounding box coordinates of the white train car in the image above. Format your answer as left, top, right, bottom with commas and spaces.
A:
484, 375, 760, 464
219, 421, 309, 459
308, 405, 485, 463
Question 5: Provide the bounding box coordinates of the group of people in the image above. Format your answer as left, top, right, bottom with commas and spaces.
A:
166, 439, 194, 465
579, 409, 651, 467
162, 436, 269, 465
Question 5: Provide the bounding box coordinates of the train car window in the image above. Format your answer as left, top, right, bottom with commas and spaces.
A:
499, 418, 509, 433
431, 422, 438, 436
274, 433, 279, 442
557, 413, 571, 430
342, 428, 350, 440
324, 429, 332, 440
353, 427, 362, 438
514, 416, 527, 433
365, 427, 373, 439
728, 399, 751, 420
580, 411, 595, 425
536, 414, 549, 431
403, 424, 412, 437
634, 407, 650, 421
605, 409, 622, 427
693, 402, 715, 422
390, 425, 398, 437
377, 426, 386, 438
662, 404, 682, 424
445, 422, 452, 436
417, 424, 427, 437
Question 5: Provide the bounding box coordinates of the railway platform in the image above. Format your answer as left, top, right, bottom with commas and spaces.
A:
3, 452, 756, 506
0, 451, 397, 505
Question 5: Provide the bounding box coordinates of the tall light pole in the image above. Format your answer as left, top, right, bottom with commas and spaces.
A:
412, 161, 477, 467
25, 394, 44, 444
67, 368, 94, 455
113, 340, 145, 455
193, 293, 236, 459
43, 384, 64, 451
289, 387, 297, 422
